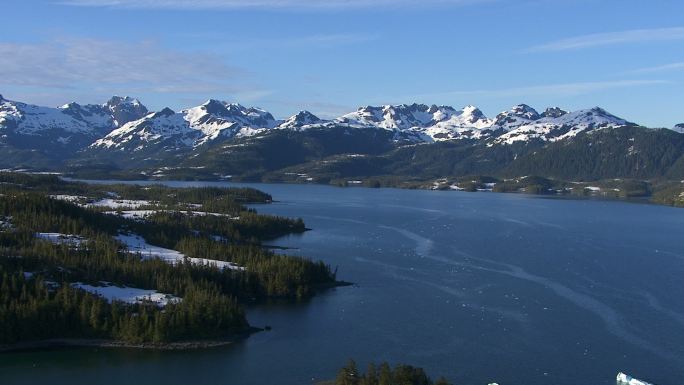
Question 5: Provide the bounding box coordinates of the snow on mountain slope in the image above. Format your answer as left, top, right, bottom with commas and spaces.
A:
491, 104, 541, 131
277, 111, 324, 130
91, 99, 280, 151
494, 107, 630, 144
58, 96, 148, 135
424, 105, 496, 140
183, 100, 277, 145
0, 95, 147, 137
674, 123, 684, 133
177, 101, 628, 145
1, 97, 94, 136
91, 108, 197, 151
335, 103, 495, 141
105, 96, 149, 127
339, 104, 440, 129
541, 107, 568, 119
1, 94, 636, 154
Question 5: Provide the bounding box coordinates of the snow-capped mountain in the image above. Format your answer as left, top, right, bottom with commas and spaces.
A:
316, 103, 628, 143
491, 104, 542, 131
334, 103, 496, 141
541, 107, 568, 119
58, 97, 149, 137
91, 99, 280, 152
0, 94, 638, 168
0, 95, 147, 138
0, 94, 149, 167
493, 107, 631, 144
91, 108, 196, 152
277, 111, 324, 130
103, 96, 149, 128
674, 123, 684, 133
87, 99, 635, 154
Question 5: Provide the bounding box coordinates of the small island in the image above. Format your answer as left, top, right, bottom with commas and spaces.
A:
0, 172, 343, 350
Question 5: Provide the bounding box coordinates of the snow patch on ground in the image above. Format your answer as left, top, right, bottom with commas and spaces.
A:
89, 198, 153, 209
116, 233, 244, 271
49, 195, 88, 203
72, 282, 181, 307
104, 210, 239, 220
105, 210, 157, 220
0, 216, 12, 230
35, 232, 85, 246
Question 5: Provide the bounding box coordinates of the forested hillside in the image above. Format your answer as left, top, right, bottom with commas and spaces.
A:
0, 173, 339, 346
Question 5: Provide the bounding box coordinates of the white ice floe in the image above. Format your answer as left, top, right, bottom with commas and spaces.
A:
116, 233, 244, 271
72, 282, 181, 307
35, 232, 85, 246
617, 372, 654, 385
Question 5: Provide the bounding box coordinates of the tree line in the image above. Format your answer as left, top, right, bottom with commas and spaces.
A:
0, 175, 338, 344
335, 360, 453, 385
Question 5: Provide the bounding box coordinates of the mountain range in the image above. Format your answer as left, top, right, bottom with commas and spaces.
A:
89, 100, 640, 150
1, 94, 683, 192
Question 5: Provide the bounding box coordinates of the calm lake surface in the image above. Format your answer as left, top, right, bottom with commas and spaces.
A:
2, 182, 684, 385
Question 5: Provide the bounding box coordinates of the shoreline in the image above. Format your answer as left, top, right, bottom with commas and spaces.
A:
62, 175, 683, 209
0, 327, 262, 353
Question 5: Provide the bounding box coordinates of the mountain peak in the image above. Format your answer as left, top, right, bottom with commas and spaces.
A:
279, 110, 322, 129
60, 101, 81, 110
493, 104, 541, 130
201, 99, 229, 115
461, 105, 484, 116
202, 98, 223, 105
510, 104, 540, 118
542, 107, 568, 119
294, 110, 319, 118
225, 102, 246, 111
673, 123, 684, 133
106, 95, 141, 107
156, 107, 176, 117
103, 96, 148, 127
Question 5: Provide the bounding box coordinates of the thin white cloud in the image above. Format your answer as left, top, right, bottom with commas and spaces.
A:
411, 80, 668, 100
526, 27, 684, 52
626, 62, 684, 74
0, 38, 262, 97
60, 0, 493, 9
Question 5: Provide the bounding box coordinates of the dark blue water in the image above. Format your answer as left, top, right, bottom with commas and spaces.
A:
2, 182, 683, 385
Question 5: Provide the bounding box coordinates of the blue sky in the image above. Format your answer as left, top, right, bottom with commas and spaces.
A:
1, 0, 683, 127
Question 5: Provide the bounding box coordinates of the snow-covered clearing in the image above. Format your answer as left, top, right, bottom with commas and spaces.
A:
0, 216, 12, 230
89, 198, 153, 209
105, 210, 157, 220
35, 232, 85, 246
72, 282, 181, 307
105, 210, 239, 220
49, 195, 88, 203
116, 233, 244, 271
